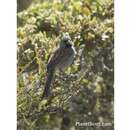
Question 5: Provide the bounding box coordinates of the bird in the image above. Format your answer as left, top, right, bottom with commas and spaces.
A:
42, 35, 77, 98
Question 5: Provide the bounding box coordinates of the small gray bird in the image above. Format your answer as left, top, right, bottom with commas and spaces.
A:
42, 35, 77, 98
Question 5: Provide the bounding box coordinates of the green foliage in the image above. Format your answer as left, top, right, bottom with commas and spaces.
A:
17, 0, 114, 130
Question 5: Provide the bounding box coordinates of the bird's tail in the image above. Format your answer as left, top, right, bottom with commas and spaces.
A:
42, 69, 55, 98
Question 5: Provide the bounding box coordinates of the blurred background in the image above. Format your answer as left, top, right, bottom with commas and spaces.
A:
17, 0, 114, 130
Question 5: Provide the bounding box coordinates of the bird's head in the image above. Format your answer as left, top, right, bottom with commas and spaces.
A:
60, 35, 73, 48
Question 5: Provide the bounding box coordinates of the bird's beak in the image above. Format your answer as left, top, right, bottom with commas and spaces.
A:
66, 40, 73, 47
69, 40, 74, 45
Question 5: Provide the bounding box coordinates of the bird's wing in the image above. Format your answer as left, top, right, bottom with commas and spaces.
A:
47, 47, 71, 70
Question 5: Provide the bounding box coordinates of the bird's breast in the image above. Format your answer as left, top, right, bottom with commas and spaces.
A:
57, 46, 76, 69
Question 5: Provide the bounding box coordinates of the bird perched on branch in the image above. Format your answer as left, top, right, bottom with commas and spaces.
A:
42, 35, 77, 98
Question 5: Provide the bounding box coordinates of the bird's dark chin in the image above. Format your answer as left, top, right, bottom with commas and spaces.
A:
66, 43, 72, 48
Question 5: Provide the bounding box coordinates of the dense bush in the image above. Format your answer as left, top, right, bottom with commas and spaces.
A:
17, 0, 114, 130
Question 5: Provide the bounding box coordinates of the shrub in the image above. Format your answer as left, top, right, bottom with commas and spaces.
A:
17, 0, 114, 130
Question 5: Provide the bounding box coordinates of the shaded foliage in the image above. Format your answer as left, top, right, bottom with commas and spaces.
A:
17, 0, 114, 130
